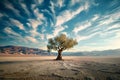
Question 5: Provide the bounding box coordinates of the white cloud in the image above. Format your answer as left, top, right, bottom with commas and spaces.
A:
56, 10, 71, 26
109, 37, 120, 49
10, 18, 25, 30
34, 8, 45, 21
35, 0, 44, 4
75, 31, 99, 42
49, 0, 55, 14
50, 19, 54, 27
46, 34, 54, 39
49, 0, 65, 15
75, 35, 90, 42
72, 8, 120, 43
73, 21, 91, 34
27, 7, 46, 39
19, 1, 31, 17
77, 8, 120, 40
56, 1, 91, 26
5, 2, 18, 12
82, 37, 120, 51
53, 25, 68, 36
31, 7, 46, 23
70, 35, 120, 52
115, 31, 120, 38
109, 0, 118, 7
41, 26, 46, 33
48, 1, 57, 27
32, 0, 44, 8
72, 13, 100, 35
4, 27, 20, 36
28, 13, 46, 39
30, 8, 46, 37
73, 22, 120, 51
88, 23, 120, 40
99, 17, 114, 26
98, 11, 120, 26
38, 0, 44, 4
29, 30, 39, 36
39, 34, 45, 40
70, 0, 81, 6
107, 23, 120, 31
111, 10, 120, 20
84, 1, 90, 10
41, 9, 53, 17
4, 1, 21, 17
71, 2, 119, 41
69, 35, 120, 52
103, 30, 120, 39
86, 11, 120, 37
31, 4, 36, 10
26, 36, 38, 43
26, 23, 31, 27
53, 26, 64, 36
0, 13, 4, 17
91, 14, 99, 21
99, 31, 120, 50
28, 19, 43, 37
56, 0, 65, 8
0, 13, 8, 17
46, 25, 68, 40
4, 27, 27, 43
28, 19, 41, 29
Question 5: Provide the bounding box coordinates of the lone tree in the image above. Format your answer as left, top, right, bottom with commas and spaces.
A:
47, 34, 78, 60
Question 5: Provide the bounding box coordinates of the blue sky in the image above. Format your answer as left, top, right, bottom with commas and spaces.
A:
0, 0, 120, 52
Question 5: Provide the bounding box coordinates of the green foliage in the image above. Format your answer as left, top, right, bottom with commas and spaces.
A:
47, 34, 78, 51
47, 45, 51, 52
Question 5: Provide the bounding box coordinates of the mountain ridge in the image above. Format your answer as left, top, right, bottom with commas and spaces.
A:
63, 48, 120, 56
0, 45, 48, 55
0, 45, 120, 56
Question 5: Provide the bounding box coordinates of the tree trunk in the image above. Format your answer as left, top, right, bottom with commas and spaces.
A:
56, 49, 62, 60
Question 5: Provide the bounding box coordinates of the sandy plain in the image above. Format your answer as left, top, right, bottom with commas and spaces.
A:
0, 56, 120, 80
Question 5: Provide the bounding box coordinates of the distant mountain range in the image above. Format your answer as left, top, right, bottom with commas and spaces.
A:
0, 45, 49, 55
63, 49, 120, 56
0, 45, 120, 56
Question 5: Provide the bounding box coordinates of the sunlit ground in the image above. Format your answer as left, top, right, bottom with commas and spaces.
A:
0, 56, 120, 80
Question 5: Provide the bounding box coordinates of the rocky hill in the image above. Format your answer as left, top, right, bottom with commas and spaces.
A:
0, 45, 49, 55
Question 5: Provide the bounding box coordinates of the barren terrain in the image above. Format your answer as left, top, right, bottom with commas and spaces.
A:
0, 56, 120, 80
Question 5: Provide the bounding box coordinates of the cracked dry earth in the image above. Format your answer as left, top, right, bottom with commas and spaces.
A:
0, 56, 120, 80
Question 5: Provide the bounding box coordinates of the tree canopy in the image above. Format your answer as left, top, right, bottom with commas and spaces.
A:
47, 34, 78, 51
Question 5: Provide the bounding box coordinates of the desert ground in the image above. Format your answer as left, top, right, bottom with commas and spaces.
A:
0, 56, 120, 80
